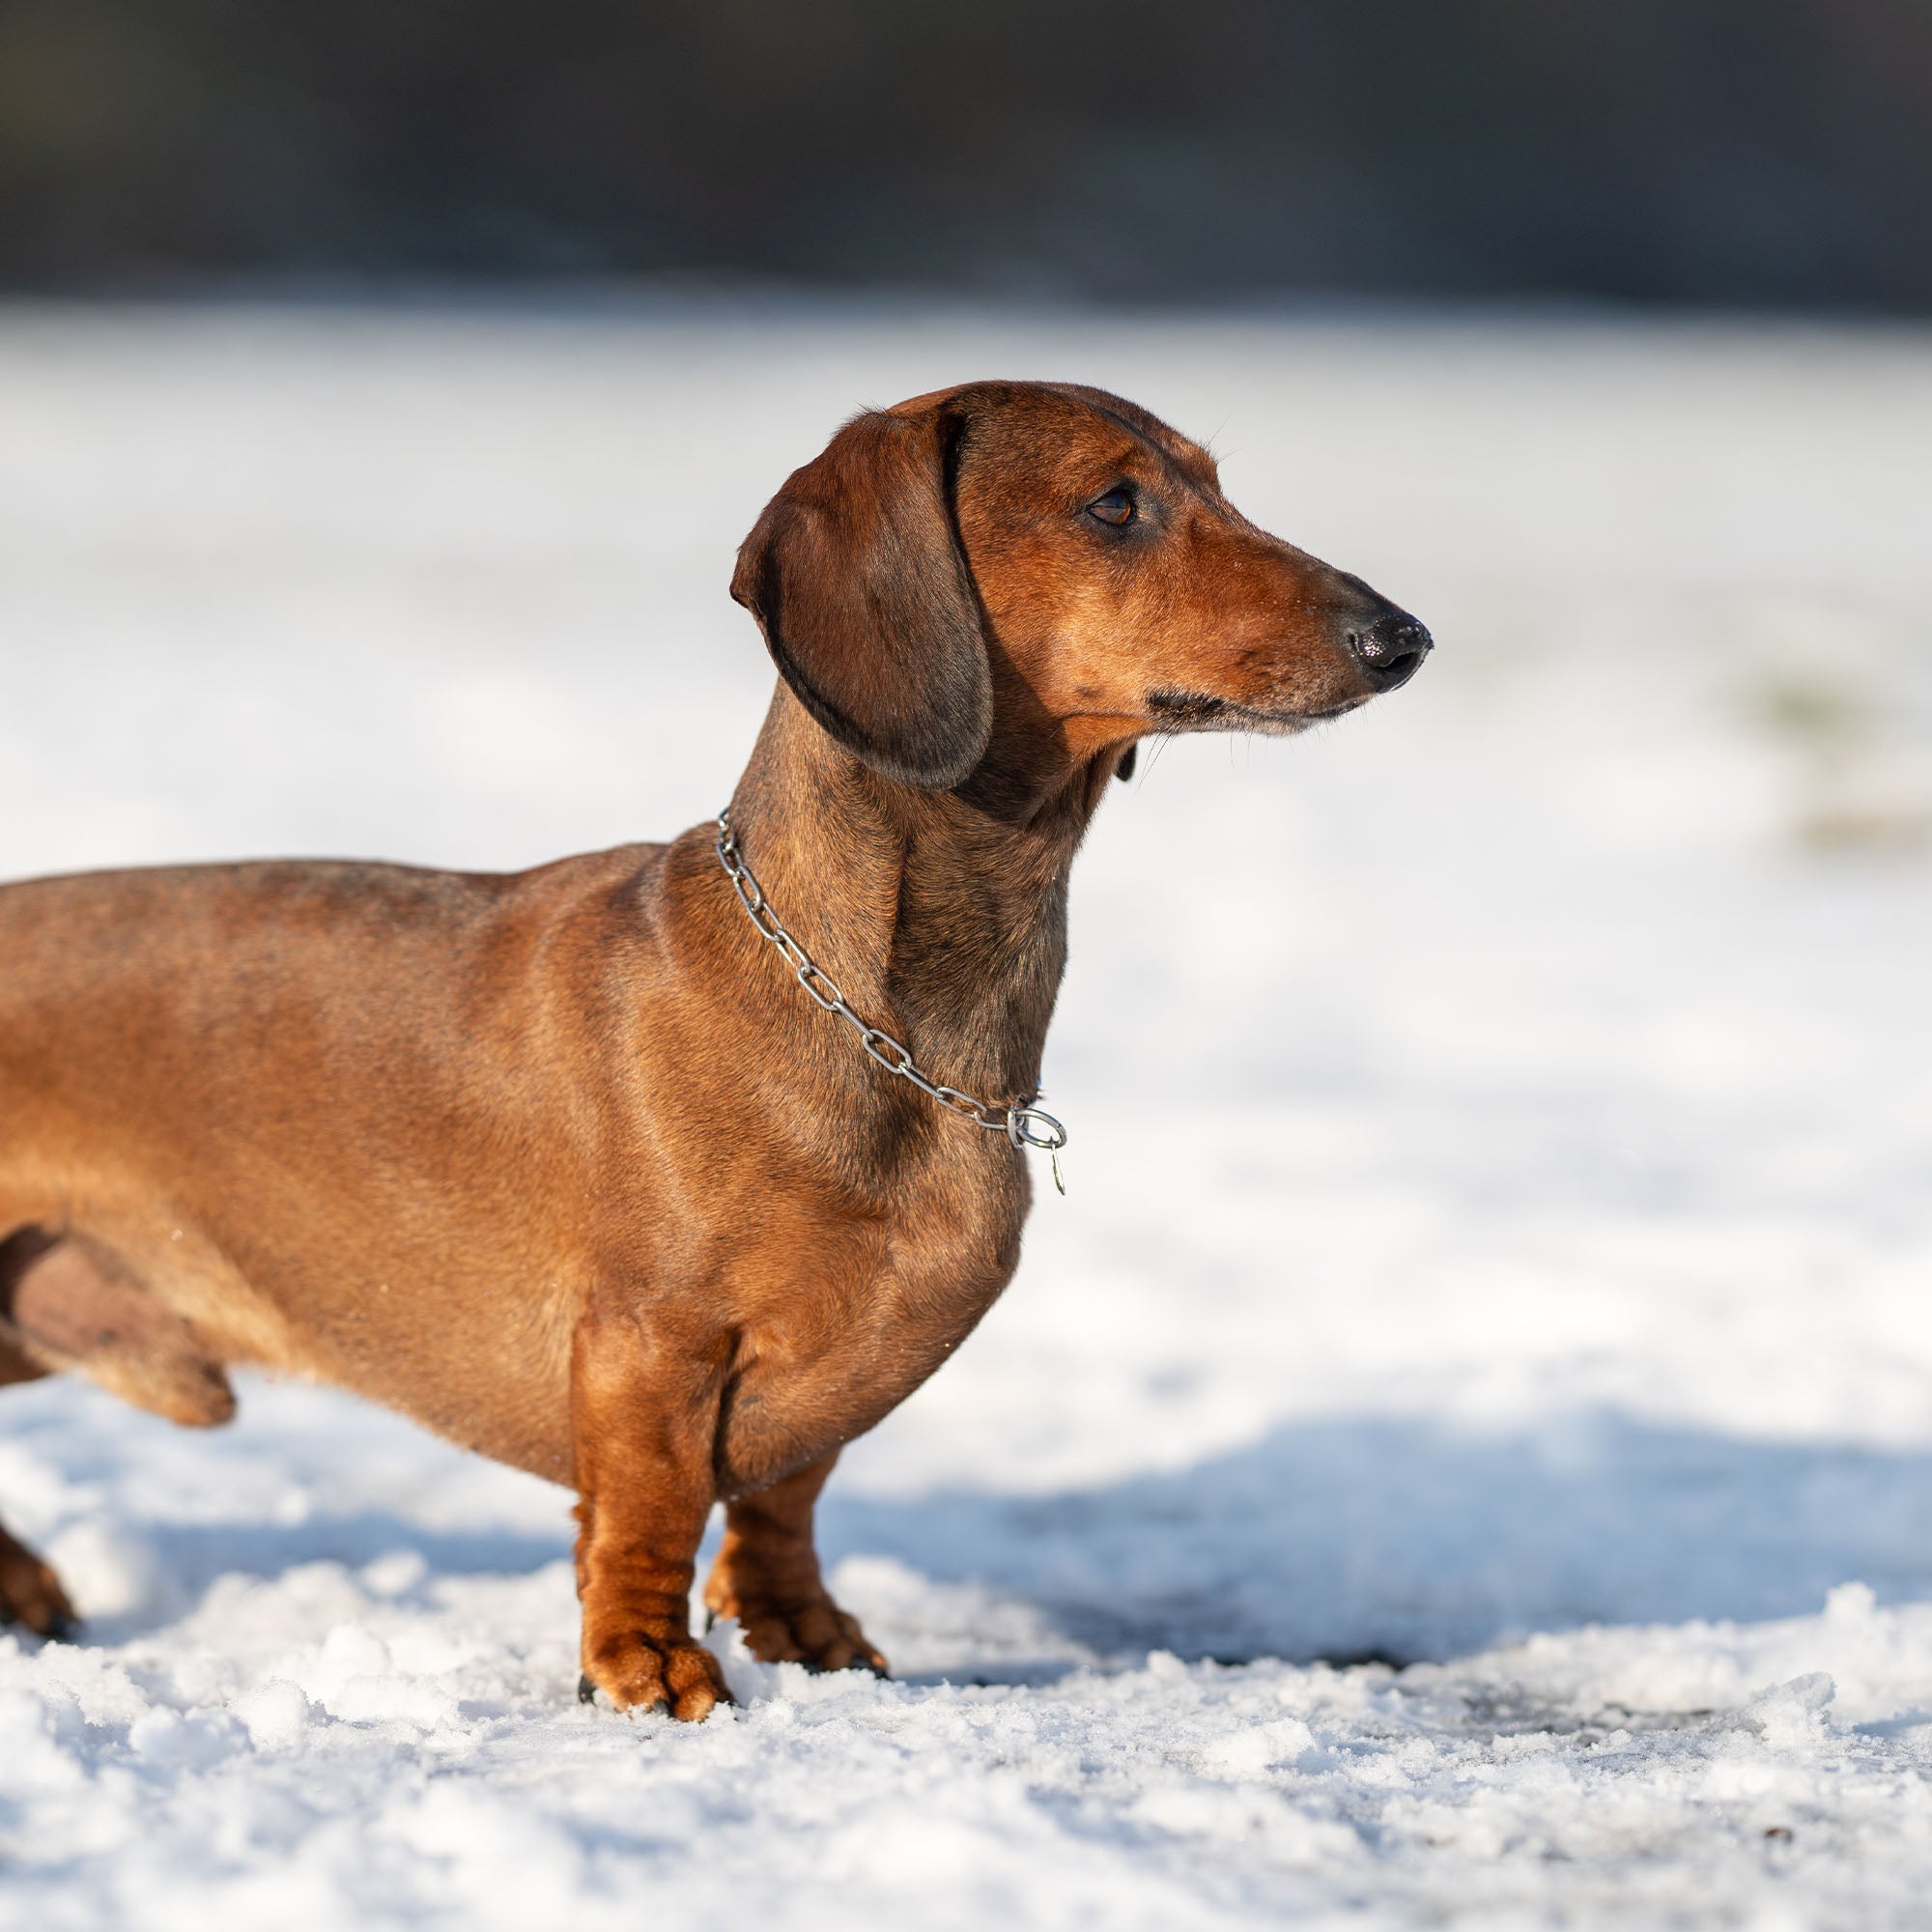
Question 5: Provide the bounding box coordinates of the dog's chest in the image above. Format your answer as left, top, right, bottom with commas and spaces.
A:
710, 1174, 1027, 1493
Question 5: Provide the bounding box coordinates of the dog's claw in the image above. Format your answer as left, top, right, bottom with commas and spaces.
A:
577, 1673, 670, 1717
712, 1592, 889, 1678
794, 1641, 889, 1679
0, 1604, 80, 1644
578, 1633, 732, 1719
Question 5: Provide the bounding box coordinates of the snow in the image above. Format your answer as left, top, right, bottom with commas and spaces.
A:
2, 298, 1931, 1928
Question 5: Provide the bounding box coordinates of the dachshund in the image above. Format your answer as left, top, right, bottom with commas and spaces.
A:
0, 381, 1430, 1718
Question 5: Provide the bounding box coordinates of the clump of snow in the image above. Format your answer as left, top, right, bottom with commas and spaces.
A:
0, 301, 1929, 1927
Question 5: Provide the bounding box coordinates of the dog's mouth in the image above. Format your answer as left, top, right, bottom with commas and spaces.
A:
1294, 696, 1375, 724
1145, 689, 1374, 734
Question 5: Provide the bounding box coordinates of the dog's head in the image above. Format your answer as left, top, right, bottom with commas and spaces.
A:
731, 381, 1430, 795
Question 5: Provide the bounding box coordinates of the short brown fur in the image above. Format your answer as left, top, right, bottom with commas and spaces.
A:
0, 383, 1427, 1712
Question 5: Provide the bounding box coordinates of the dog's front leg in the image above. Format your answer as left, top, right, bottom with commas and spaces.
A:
703, 1452, 888, 1676
570, 1307, 732, 1719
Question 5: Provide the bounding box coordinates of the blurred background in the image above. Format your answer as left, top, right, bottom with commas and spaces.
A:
3, 0, 1930, 309
3, 9, 1932, 1918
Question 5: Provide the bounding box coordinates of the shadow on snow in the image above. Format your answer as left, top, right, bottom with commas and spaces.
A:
10, 1386, 1932, 1667
824, 1411, 1932, 1667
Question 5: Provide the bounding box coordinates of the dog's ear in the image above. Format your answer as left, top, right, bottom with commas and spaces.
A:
730, 404, 992, 789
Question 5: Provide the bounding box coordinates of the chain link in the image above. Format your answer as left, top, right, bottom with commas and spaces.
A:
715, 810, 1068, 1180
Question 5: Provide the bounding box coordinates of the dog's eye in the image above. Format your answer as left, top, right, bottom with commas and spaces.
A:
1086, 490, 1136, 527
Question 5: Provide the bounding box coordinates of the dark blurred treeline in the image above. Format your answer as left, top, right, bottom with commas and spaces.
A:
3, 0, 1929, 309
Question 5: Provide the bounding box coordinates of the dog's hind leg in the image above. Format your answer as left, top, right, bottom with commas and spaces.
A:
0, 1511, 76, 1637
0, 1329, 48, 1390
0, 1223, 239, 1638
0, 1226, 235, 1430
0, 1280, 75, 1636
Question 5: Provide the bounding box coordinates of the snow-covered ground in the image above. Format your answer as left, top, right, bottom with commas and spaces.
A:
2, 300, 1930, 1928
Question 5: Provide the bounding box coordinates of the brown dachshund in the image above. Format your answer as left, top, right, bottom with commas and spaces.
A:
0, 381, 1429, 1718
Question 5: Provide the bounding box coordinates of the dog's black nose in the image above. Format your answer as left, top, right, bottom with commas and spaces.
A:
1347, 611, 1433, 692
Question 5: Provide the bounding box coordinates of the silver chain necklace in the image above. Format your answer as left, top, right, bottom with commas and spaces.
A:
715, 810, 1068, 1193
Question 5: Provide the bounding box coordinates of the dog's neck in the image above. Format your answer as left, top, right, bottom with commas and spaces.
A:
724, 690, 1105, 1110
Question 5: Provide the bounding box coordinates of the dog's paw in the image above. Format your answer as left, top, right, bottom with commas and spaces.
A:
714, 1592, 889, 1678
0, 1533, 79, 1641
579, 1632, 733, 1720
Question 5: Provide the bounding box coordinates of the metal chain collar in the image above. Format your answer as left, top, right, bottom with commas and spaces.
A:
714, 810, 1068, 1192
